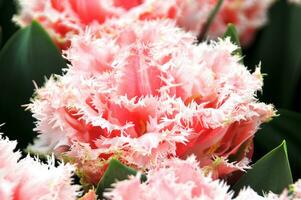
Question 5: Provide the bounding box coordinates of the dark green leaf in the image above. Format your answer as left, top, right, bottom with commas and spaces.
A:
283, 5, 301, 108
245, 1, 301, 109
233, 141, 293, 195
223, 24, 243, 61
96, 159, 140, 199
255, 109, 301, 179
0, 21, 66, 148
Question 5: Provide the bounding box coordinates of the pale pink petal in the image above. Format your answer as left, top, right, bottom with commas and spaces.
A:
0, 135, 80, 200
80, 189, 97, 200
105, 156, 233, 200
15, 0, 275, 48
235, 187, 265, 200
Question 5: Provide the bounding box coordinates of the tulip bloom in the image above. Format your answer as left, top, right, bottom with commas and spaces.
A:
210, 0, 275, 45
28, 19, 274, 184
128, 0, 275, 45
106, 157, 301, 200
14, 0, 145, 48
105, 156, 270, 200
80, 190, 97, 200
0, 135, 79, 200
15, 0, 274, 48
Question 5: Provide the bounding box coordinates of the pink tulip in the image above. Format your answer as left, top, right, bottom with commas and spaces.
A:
0, 135, 79, 200
128, 0, 275, 45
80, 190, 97, 200
104, 156, 232, 200
106, 157, 301, 200
14, 0, 274, 48
28, 20, 274, 184
14, 0, 144, 48
209, 0, 275, 45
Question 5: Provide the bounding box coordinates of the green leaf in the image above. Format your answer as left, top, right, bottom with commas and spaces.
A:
223, 24, 243, 61
0, 21, 66, 148
223, 24, 240, 47
197, 0, 224, 42
233, 141, 293, 195
245, 1, 301, 109
255, 109, 301, 179
96, 159, 140, 199
282, 5, 301, 108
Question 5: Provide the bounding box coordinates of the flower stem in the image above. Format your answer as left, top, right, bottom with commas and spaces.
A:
197, 0, 224, 42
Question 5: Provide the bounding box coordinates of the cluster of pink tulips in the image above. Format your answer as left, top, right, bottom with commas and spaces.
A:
1, 0, 301, 199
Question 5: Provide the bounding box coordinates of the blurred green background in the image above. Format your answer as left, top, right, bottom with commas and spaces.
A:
0, 0, 301, 180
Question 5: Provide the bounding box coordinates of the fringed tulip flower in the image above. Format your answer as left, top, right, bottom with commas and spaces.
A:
79, 190, 97, 200
28, 19, 274, 184
207, 0, 275, 45
128, 0, 275, 45
106, 157, 301, 200
105, 156, 267, 200
0, 135, 80, 200
234, 188, 266, 200
14, 0, 145, 48
14, 0, 274, 48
